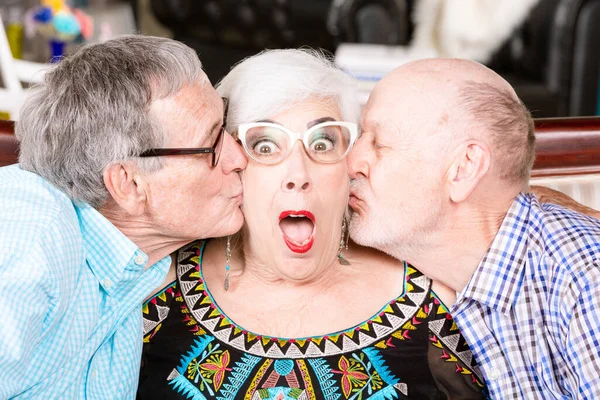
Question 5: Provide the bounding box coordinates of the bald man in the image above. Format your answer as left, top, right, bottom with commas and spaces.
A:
347, 58, 600, 399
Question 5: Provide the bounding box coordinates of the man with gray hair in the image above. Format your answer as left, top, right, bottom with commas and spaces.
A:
347, 58, 600, 398
0, 35, 246, 398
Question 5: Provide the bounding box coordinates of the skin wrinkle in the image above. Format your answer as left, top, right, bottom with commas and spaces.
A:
348, 58, 530, 295
106, 79, 246, 270
202, 235, 407, 337
14, 38, 253, 333
157, 82, 219, 149
199, 95, 413, 337
17, 37, 206, 208
200, 49, 440, 338
240, 98, 348, 284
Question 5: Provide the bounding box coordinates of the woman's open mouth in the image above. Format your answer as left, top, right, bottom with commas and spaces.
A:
278, 210, 315, 253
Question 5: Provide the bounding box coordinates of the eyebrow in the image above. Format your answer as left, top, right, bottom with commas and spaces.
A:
255, 117, 337, 129
307, 117, 335, 128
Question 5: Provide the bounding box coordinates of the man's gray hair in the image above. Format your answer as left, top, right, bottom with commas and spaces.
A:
16, 35, 206, 208
216, 48, 361, 132
459, 81, 536, 183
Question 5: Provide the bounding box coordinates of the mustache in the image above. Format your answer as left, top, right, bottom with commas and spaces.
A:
349, 177, 366, 193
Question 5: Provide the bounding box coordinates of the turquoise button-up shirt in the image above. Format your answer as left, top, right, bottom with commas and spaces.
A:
0, 165, 170, 399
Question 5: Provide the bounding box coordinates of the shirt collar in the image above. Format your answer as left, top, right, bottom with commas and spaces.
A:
456, 192, 532, 315
75, 203, 143, 294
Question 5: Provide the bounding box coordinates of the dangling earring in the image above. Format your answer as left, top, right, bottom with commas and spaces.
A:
338, 218, 351, 265
224, 236, 231, 291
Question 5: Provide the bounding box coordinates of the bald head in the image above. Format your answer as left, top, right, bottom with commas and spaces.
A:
367, 58, 535, 183
389, 58, 516, 93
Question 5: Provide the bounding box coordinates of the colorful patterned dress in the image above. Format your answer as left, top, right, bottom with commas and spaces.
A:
138, 241, 486, 399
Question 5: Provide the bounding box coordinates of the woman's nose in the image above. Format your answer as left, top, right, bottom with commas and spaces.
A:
282, 142, 312, 192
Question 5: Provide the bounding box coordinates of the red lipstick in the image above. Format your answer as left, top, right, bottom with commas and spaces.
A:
279, 210, 315, 253
279, 210, 315, 222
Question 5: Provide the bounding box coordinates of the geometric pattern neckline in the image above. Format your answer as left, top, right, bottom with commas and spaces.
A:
177, 241, 432, 359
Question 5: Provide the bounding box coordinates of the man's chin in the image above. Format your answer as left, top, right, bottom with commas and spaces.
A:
349, 214, 393, 251
348, 216, 372, 246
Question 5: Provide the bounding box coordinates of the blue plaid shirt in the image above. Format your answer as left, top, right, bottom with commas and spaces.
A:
0, 165, 170, 399
451, 193, 600, 399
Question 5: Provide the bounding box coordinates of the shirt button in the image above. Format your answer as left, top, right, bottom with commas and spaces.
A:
134, 255, 146, 265
103, 279, 112, 289
487, 368, 501, 381
91, 369, 97, 379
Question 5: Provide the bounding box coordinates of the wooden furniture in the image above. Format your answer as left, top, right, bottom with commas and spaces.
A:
529, 117, 600, 209
532, 117, 600, 177
0, 120, 17, 168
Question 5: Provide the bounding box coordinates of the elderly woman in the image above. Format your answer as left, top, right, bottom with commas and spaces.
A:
138, 50, 485, 399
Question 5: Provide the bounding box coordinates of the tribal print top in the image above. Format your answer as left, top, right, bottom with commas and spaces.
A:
138, 241, 486, 400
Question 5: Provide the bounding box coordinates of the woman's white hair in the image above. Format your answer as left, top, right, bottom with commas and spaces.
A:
216, 48, 361, 131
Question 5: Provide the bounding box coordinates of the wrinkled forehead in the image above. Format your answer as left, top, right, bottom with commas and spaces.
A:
157, 83, 225, 146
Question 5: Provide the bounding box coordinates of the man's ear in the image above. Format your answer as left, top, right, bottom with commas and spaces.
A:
103, 162, 148, 216
447, 141, 491, 203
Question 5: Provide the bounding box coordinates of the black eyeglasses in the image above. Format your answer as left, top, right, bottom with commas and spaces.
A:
138, 98, 229, 168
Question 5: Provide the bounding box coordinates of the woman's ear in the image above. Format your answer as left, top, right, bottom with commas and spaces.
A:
447, 140, 491, 203
103, 162, 148, 216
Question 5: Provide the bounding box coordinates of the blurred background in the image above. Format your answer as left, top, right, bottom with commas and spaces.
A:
1, 0, 599, 120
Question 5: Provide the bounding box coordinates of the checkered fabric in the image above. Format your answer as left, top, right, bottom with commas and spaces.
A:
0, 165, 170, 399
451, 193, 600, 399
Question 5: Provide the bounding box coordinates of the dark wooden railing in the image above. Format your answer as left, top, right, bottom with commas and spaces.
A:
2, 118, 600, 177
532, 117, 600, 177
0, 120, 17, 167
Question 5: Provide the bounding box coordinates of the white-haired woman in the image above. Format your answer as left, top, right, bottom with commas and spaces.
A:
138, 49, 486, 399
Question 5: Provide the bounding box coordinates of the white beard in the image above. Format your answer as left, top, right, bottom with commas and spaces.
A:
348, 188, 444, 262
